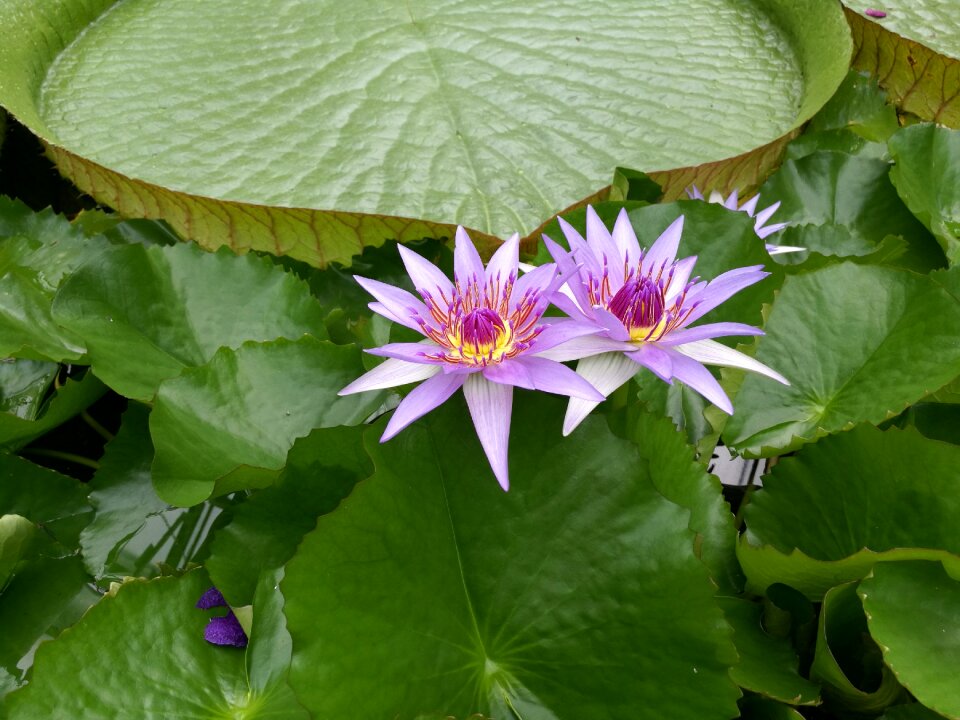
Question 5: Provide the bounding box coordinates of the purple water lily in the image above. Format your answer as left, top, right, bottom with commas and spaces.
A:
542, 206, 790, 435
339, 229, 607, 490
196, 586, 248, 648
686, 186, 805, 255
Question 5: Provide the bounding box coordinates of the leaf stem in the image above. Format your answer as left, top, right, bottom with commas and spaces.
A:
20, 448, 100, 471
81, 410, 115, 442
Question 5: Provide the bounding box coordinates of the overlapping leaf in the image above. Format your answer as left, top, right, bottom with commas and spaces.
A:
51, 242, 328, 401
860, 561, 960, 720
149, 337, 384, 507
738, 424, 960, 598
724, 265, 960, 455
283, 394, 740, 718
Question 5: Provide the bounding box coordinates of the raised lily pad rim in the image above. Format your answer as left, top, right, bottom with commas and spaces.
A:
0, 0, 851, 266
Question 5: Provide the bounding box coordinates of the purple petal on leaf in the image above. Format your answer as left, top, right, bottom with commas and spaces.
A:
454, 227, 486, 288
660, 348, 734, 414
673, 338, 790, 385
765, 241, 805, 254
204, 612, 248, 648
562, 352, 640, 435
739, 194, 760, 216
339, 358, 441, 395
196, 586, 226, 610
463, 375, 513, 491
353, 275, 430, 332
753, 202, 780, 228
657, 322, 763, 346
366, 342, 446, 364
641, 215, 684, 278
682, 265, 768, 325
514, 356, 605, 401
485, 233, 520, 287
397, 245, 454, 299
381, 371, 467, 442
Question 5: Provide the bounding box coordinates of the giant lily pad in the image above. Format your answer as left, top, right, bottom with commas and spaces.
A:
0, 0, 850, 266
283, 393, 740, 718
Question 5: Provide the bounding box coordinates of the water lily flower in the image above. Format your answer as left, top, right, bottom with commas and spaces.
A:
686, 186, 804, 255
542, 206, 790, 435
196, 586, 248, 648
339, 230, 607, 490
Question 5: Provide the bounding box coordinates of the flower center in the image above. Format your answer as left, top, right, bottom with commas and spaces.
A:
608, 276, 670, 342
458, 307, 512, 360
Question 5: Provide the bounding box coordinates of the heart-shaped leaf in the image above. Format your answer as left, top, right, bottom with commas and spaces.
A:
283, 394, 740, 718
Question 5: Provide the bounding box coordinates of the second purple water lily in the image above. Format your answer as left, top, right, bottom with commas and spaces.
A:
542, 206, 791, 435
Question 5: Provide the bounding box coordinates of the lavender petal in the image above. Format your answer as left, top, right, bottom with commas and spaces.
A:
672, 338, 790, 385
681, 265, 769, 325
484, 233, 520, 287
339, 358, 441, 395
366, 342, 446, 364
463, 375, 513, 491
640, 215, 684, 278
658, 322, 763, 346
398, 245, 454, 299
354, 276, 430, 332
381, 372, 467, 442
660, 348, 734, 414
454, 226, 486, 288
611, 207, 642, 269
534, 334, 635, 363
562, 352, 640, 436
514, 356, 605, 401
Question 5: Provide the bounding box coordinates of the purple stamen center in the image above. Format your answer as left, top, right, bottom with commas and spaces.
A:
461, 308, 505, 351
608, 276, 666, 333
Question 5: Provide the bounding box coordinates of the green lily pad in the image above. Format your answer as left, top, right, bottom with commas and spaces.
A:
738, 695, 808, 720
0, 360, 57, 421
283, 394, 740, 718
738, 424, 960, 598
860, 561, 960, 720
206, 426, 371, 606
0, 0, 850, 267
150, 336, 384, 507
888, 124, 960, 266
758, 150, 945, 272
882, 704, 953, 720
718, 597, 821, 705
0, 515, 36, 589
0, 370, 105, 449
0, 453, 91, 550
0, 555, 100, 700
845, 2, 960, 127
0, 197, 115, 362
724, 265, 960, 456
51, 242, 328, 402
80, 404, 227, 582
811, 581, 906, 714
5, 570, 299, 718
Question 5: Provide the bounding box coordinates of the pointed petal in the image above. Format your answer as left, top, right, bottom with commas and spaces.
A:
754, 201, 781, 228
739, 194, 760, 216
611, 207, 641, 268
673, 338, 790, 385
586, 206, 621, 270
339, 358, 441, 395
708, 190, 725, 204
485, 233, 520, 287
381, 372, 466, 442
659, 322, 763, 346
641, 215, 684, 278
463, 375, 513, 491
558, 217, 602, 277
454, 226, 485, 288
354, 275, 430, 332
723, 190, 739, 210
686, 185, 704, 200
531, 319, 603, 354
511, 262, 557, 314
514, 356, 605, 401
534, 334, 635, 362
562, 352, 639, 435
398, 244, 454, 299
765, 242, 805, 255
366, 342, 445, 364
482, 360, 534, 390
544, 233, 591, 314
682, 265, 768, 325
663, 255, 699, 304
660, 348, 734, 414
592, 306, 631, 341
